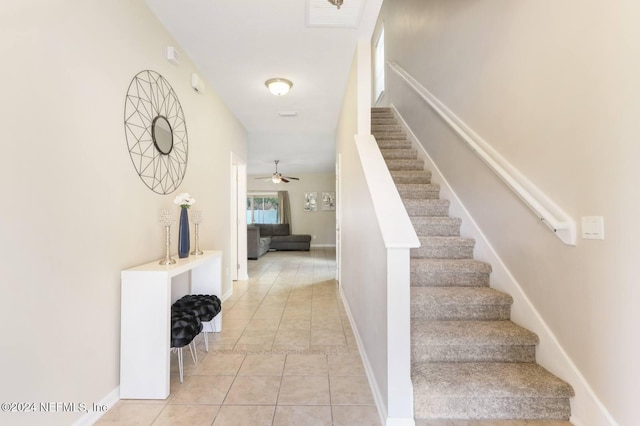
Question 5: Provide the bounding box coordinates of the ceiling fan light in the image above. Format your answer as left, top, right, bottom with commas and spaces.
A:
271, 175, 282, 183
265, 78, 293, 96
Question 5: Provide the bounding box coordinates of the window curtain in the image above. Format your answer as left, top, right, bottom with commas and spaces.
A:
278, 191, 291, 225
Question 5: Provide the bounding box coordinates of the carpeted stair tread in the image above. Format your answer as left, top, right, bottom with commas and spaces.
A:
372, 124, 403, 132
415, 398, 571, 421
411, 320, 539, 346
377, 139, 412, 149
398, 183, 440, 191
412, 363, 573, 420
412, 362, 574, 398
411, 287, 512, 320
398, 183, 441, 200
380, 148, 418, 159
413, 421, 573, 425
375, 133, 407, 140
390, 170, 432, 184
411, 320, 538, 363
385, 159, 425, 171
412, 236, 475, 259
411, 286, 512, 307
411, 259, 492, 287
404, 199, 451, 217
416, 236, 475, 247
410, 216, 461, 236
372, 118, 397, 125
411, 258, 492, 274
371, 118, 396, 123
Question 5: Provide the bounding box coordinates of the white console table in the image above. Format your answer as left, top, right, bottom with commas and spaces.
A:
120, 250, 223, 399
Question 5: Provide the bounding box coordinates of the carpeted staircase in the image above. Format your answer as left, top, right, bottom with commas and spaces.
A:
371, 107, 574, 421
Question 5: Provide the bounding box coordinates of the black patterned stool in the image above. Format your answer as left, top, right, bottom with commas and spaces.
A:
170, 308, 202, 383
173, 294, 222, 352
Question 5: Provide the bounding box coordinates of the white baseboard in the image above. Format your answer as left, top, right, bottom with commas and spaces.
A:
72, 386, 119, 426
338, 285, 390, 426
310, 244, 337, 248
220, 287, 233, 303
391, 104, 616, 426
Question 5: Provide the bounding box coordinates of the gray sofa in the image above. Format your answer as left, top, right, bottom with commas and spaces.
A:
247, 224, 311, 259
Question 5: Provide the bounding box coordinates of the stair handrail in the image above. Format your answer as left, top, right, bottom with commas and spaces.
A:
387, 60, 576, 246
355, 133, 421, 249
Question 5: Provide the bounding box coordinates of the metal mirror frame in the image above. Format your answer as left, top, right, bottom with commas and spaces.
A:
124, 70, 188, 195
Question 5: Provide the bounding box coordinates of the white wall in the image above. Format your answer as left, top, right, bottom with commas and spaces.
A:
336, 51, 390, 422
247, 173, 336, 246
379, 0, 640, 424
0, 1, 247, 425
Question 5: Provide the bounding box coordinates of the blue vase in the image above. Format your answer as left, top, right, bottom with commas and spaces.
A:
178, 207, 190, 258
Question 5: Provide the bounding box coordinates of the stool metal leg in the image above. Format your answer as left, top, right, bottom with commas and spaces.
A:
203, 321, 212, 352
188, 340, 198, 365
177, 348, 184, 383
203, 320, 218, 352
202, 317, 218, 352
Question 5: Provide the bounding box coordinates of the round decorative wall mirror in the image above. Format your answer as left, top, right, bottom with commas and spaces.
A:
124, 70, 188, 195
151, 116, 173, 155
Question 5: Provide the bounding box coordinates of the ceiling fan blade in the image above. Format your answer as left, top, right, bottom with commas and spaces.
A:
254, 162, 299, 183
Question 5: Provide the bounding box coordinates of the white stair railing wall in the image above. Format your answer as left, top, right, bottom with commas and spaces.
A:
337, 40, 420, 426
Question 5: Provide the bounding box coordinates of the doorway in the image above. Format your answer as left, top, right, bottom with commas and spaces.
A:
231, 153, 248, 281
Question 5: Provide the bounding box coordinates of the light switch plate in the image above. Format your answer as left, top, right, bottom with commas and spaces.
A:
582, 216, 604, 240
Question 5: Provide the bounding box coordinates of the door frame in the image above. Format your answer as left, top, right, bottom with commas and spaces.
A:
230, 152, 248, 281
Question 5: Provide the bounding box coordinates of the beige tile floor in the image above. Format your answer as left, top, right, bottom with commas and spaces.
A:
97, 248, 378, 426
97, 248, 572, 426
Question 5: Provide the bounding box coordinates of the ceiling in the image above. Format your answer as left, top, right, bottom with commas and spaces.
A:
145, 0, 382, 176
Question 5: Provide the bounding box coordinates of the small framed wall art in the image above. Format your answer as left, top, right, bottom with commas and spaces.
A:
322, 192, 336, 211
304, 192, 317, 212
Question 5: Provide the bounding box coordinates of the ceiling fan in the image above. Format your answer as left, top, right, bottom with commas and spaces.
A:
254, 160, 300, 184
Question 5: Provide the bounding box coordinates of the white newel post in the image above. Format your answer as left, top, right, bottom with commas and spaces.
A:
387, 248, 415, 425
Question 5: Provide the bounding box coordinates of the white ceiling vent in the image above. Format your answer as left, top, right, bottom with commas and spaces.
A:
306, 0, 364, 28
278, 111, 299, 117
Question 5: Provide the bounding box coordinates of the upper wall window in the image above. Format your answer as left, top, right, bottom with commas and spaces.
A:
374, 26, 385, 104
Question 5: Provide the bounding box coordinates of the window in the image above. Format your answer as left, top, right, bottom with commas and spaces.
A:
247, 193, 279, 224
374, 26, 385, 104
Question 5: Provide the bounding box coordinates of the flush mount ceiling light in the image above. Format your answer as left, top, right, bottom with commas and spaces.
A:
265, 78, 293, 96
326, 0, 344, 9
